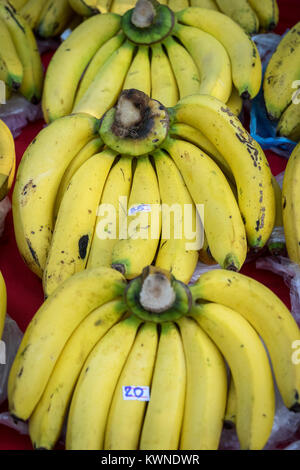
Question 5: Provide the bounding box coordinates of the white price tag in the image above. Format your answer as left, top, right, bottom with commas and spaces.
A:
122, 386, 150, 401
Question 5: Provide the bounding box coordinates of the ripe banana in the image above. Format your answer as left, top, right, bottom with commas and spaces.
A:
110, 0, 136, 15
163, 35, 201, 100
190, 269, 300, 411
28, 298, 127, 450
176, 7, 262, 99
264, 21, 300, 121
19, 0, 47, 30
226, 86, 243, 117
42, 13, 121, 122
111, 155, 161, 279
37, 0, 74, 38
0, 17, 23, 90
8, 267, 126, 421
277, 101, 300, 143
150, 42, 178, 108
68, 0, 99, 16
0, 271, 6, 340
104, 322, 158, 450
73, 40, 135, 118
267, 174, 285, 256
190, 0, 219, 9
224, 375, 237, 428
0, 118, 16, 201
168, 0, 189, 12
8, 0, 27, 9
66, 315, 141, 450
172, 94, 276, 249
248, 0, 279, 31
123, 45, 151, 96
191, 302, 275, 450
43, 149, 117, 297
140, 322, 186, 450
198, 233, 217, 265
153, 149, 199, 284
215, 0, 259, 35
177, 316, 227, 450
87, 156, 133, 269
173, 23, 232, 103
12, 113, 100, 278
163, 138, 247, 271
282, 142, 300, 265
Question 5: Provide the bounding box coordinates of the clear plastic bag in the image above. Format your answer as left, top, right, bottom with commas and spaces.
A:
0, 94, 43, 139
0, 197, 11, 238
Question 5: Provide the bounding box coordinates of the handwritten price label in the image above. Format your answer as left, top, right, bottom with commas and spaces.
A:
122, 386, 150, 401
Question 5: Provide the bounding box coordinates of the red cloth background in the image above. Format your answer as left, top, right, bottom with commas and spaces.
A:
0, 0, 299, 450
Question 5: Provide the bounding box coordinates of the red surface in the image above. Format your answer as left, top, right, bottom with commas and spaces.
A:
0, 0, 299, 450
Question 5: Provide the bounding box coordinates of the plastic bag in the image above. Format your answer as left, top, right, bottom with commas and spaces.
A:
0, 94, 43, 139
250, 33, 297, 158
0, 197, 11, 238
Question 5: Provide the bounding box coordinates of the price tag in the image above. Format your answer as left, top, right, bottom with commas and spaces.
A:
122, 386, 150, 401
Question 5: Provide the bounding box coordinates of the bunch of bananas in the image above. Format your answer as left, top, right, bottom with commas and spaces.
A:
8, 0, 78, 38
69, 0, 279, 34
7, 265, 300, 450
13, 90, 276, 297
264, 21, 300, 143
42, 0, 262, 123
0, 272, 6, 340
0, 119, 16, 202
0, 1, 43, 102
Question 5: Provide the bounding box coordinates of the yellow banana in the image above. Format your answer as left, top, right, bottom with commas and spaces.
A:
68, 0, 99, 16
42, 13, 121, 122
19, 0, 48, 30
163, 138, 247, 271
0, 118, 16, 201
66, 315, 141, 450
150, 42, 179, 108
28, 298, 127, 450
37, 0, 74, 38
43, 149, 117, 297
277, 102, 300, 143
172, 94, 276, 249
198, 233, 217, 265
224, 375, 237, 428
163, 35, 201, 100
111, 155, 161, 279
0, 17, 23, 90
73, 40, 135, 118
8, 267, 126, 421
0, 271, 6, 340
140, 322, 186, 450
267, 174, 285, 256
168, 0, 189, 12
177, 316, 227, 450
190, 269, 300, 411
110, 0, 136, 15
248, 0, 279, 31
226, 86, 243, 117
123, 45, 151, 96
191, 302, 275, 450
190, 0, 219, 9
174, 23, 232, 103
176, 7, 262, 99
87, 156, 133, 269
215, 0, 259, 35
104, 322, 158, 450
12, 113, 99, 278
153, 149, 199, 284
8, 0, 27, 9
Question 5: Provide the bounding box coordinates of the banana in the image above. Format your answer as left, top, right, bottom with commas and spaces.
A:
8, 0, 27, 9
190, 269, 300, 411
226, 86, 243, 117
191, 302, 275, 450
163, 138, 247, 271
282, 142, 300, 265
123, 45, 151, 96
87, 156, 133, 269
190, 0, 219, 9
267, 174, 285, 256
153, 149, 199, 284
0, 17, 23, 90
0, 271, 6, 340
140, 322, 186, 450
277, 101, 300, 143
28, 298, 127, 450
264, 21, 300, 121
173, 23, 232, 103
68, 0, 99, 16
215, 0, 259, 35
66, 315, 141, 450
111, 155, 161, 280
19, 0, 48, 30
43, 149, 117, 297
0, 118, 16, 201
176, 7, 262, 99
8, 267, 126, 421
224, 375, 237, 428
163, 35, 201, 100
54, 136, 104, 219
12, 113, 99, 278
110, 0, 136, 15
167, 0, 189, 12
177, 316, 227, 450
0, 3, 43, 102
172, 94, 276, 249
104, 322, 158, 450
198, 233, 217, 265
150, 42, 179, 108
74, 33, 125, 107
248, 0, 279, 31
42, 13, 121, 122
73, 40, 135, 118
37, 0, 74, 38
